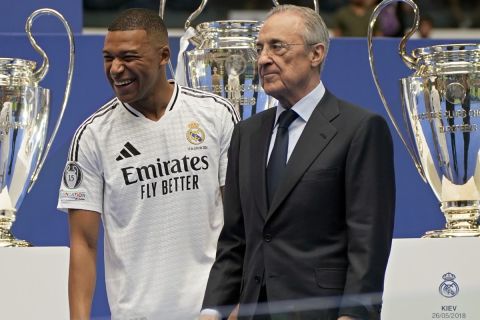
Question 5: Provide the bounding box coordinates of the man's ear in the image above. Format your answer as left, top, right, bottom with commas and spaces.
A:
310, 43, 325, 68
159, 46, 171, 66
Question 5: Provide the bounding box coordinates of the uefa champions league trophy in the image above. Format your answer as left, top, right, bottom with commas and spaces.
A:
175, 0, 318, 119
0, 9, 74, 247
368, 0, 480, 237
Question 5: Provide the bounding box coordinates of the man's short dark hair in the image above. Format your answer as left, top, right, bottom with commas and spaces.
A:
108, 8, 168, 43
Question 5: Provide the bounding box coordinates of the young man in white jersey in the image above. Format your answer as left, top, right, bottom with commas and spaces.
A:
58, 8, 239, 320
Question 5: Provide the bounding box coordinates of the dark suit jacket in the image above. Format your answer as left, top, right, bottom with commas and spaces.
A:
203, 90, 395, 320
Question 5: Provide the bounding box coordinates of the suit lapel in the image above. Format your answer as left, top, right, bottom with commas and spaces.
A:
251, 109, 276, 218
266, 91, 340, 220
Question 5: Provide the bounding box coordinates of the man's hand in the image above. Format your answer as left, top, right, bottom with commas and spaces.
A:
338, 316, 361, 320
199, 315, 220, 320
199, 304, 238, 320
227, 304, 239, 320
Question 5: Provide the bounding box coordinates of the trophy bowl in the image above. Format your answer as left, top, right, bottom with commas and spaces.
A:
368, 0, 480, 237
0, 9, 74, 247
174, 0, 320, 119
185, 20, 271, 119
0, 59, 50, 247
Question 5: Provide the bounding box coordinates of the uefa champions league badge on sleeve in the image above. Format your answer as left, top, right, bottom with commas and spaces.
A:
432, 272, 467, 319
60, 161, 86, 201
63, 161, 83, 189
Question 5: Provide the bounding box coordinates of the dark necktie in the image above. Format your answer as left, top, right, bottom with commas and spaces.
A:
266, 109, 299, 206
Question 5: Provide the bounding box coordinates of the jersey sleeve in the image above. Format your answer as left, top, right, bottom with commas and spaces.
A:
57, 125, 103, 214
218, 101, 238, 187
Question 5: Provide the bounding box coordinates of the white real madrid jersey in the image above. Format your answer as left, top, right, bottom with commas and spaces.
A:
58, 83, 239, 319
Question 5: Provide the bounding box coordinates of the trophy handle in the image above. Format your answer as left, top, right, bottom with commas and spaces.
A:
159, 0, 166, 19
158, 0, 175, 78
25, 8, 75, 191
367, 0, 426, 181
271, 0, 319, 13
397, 0, 420, 69
184, 0, 208, 30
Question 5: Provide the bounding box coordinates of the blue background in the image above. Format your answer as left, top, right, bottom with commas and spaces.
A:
0, 1, 82, 34
0, 2, 463, 318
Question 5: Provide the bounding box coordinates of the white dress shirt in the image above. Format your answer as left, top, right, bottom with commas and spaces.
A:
267, 81, 326, 164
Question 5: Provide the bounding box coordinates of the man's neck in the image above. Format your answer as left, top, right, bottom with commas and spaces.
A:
131, 82, 174, 121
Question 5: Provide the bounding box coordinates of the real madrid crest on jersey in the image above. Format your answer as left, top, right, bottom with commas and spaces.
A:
63, 161, 83, 189
186, 121, 206, 145
439, 272, 459, 298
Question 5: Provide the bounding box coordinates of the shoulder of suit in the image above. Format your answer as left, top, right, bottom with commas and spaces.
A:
335, 96, 383, 120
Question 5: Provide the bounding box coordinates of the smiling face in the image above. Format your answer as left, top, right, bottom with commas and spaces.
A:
257, 11, 325, 107
103, 29, 169, 110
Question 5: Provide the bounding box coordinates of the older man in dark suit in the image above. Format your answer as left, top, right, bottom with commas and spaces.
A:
200, 4, 395, 320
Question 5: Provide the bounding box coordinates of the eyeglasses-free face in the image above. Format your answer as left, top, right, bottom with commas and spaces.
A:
103, 29, 169, 110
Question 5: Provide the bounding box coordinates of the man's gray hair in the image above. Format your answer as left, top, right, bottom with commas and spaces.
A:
266, 5, 330, 73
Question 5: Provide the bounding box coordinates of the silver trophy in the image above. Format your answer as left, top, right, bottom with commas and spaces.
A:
368, 0, 480, 237
175, 0, 318, 119
0, 9, 74, 247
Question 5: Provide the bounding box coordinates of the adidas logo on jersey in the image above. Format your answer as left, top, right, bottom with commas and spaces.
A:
116, 142, 141, 161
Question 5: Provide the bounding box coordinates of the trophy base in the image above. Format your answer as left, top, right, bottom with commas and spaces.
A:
422, 229, 480, 238
0, 230, 32, 247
